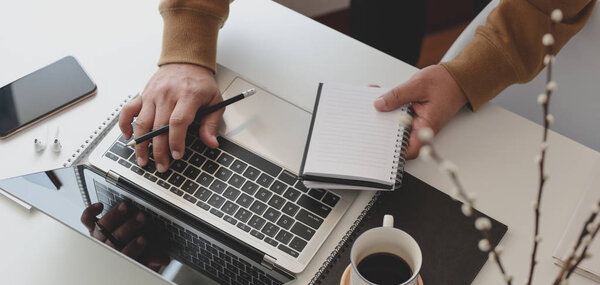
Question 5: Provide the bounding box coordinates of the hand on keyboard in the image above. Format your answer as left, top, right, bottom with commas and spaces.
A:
119, 63, 224, 172
81, 202, 170, 271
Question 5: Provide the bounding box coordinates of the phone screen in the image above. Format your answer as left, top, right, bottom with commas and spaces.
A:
0, 56, 97, 137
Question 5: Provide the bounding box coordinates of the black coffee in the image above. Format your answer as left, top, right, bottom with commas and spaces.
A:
357, 252, 412, 285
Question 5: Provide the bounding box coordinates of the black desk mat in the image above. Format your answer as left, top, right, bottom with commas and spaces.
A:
313, 173, 507, 285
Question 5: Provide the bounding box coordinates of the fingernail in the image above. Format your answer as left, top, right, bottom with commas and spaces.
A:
157, 163, 166, 173
172, 150, 181, 160
374, 97, 387, 110
118, 202, 127, 212
92, 202, 103, 209
137, 236, 146, 245
211, 136, 218, 145
136, 213, 145, 223
137, 156, 146, 166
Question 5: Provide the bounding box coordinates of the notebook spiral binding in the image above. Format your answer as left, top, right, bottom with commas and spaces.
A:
310, 104, 414, 284
64, 93, 138, 207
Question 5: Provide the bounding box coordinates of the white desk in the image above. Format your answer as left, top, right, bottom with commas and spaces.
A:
0, 0, 597, 284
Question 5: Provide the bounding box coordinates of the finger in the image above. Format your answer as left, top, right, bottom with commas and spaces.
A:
374, 79, 424, 112
368, 84, 381, 88
92, 202, 129, 241
169, 98, 201, 160
199, 93, 224, 148
120, 236, 147, 260
107, 212, 146, 248
81, 203, 104, 233
143, 251, 171, 269
152, 102, 176, 172
119, 97, 142, 140
133, 103, 156, 167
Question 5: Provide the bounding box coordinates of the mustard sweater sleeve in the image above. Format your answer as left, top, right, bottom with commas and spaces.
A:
440, 0, 596, 111
158, 0, 231, 73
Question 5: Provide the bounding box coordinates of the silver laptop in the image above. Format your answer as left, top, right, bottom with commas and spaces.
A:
81, 66, 357, 284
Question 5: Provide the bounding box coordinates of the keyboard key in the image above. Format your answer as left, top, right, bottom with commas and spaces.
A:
110, 143, 134, 159
118, 159, 132, 169
242, 166, 260, 181
105, 152, 119, 161
278, 170, 297, 186
191, 140, 206, 153
171, 160, 188, 173
296, 209, 324, 229
168, 173, 185, 187
237, 223, 251, 232
297, 195, 332, 218
264, 237, 278, 247
268, 195, 286, 210
308, 188, 326, 200
234, 208, 252, 223
182, 149, 192, 161
277, 244, 299, 258
291, 222, 316, 241
142, 160, 156, 173
261, 222, 280, 237
282, 202, 300, 217
170, 187, 184, 196
255, 188, 272, 203
216, 153, 234, 167
236, 194, 254, 208
294, 181, 308, 193
283, 188, 301, 202
249, 201, 268, 215
223, 186, 241, 201
215, 167, 233, 181
157, 180, 170, 189
155, 169, 172, 180
208, 195, 226, 208
196, 201, 210, 211
184, 194, 198, 204
275, 230, 293, 244
197, 172, 214, 187
276, 214, 294, 230
248, 215, 266, 230
223, 215, 237, 225
183, 166, 201, 180
194, 187, 212, 201
322, 192, 341, 207
218, 138, 282, 177
189, 153, 206, 169
230, 159, 247, 174
250, 229, 265, 240
269, 181, 287, 195
202, 160, 219, 174
221, 201, 239, 216
144, 173, 158, 182
131, 166, 144, 176
181, 180, 199, 194
256, 173, 274, 188
289, 237, 308, 252
209, 180, 227, 194
228, 174, 246, 188
210, 208, 224, 218
241, 181, 259, 195
263, 207, 281, 223
204, 148, 221, 160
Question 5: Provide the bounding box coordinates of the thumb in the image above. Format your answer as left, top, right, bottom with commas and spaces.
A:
374, 81, 422, 112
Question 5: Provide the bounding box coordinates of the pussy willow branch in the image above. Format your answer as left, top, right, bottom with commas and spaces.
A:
566, 212, 599, 278
424, 145, 512, 285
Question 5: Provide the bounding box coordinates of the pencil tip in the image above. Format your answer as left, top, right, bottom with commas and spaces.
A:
243, 88, 257, 97
126, 140, 136, 147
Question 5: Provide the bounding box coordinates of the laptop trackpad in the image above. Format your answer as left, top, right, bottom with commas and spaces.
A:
219, 77, 312, 173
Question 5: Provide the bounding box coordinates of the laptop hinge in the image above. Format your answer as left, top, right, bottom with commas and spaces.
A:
106, 170, 120, 186
262, 255, 295, 278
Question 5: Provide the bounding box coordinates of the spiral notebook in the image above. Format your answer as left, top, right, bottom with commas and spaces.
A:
300, 83, 411, 191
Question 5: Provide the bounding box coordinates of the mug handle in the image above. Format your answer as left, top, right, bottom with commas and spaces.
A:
383, 214, 394, 227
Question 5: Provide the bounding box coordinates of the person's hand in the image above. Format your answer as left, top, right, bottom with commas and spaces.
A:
81, 202, 169, 271
119, 63, 223, 172
374, 64, 467, 159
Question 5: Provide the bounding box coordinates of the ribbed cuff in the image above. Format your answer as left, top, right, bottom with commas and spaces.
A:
440, 32, 519, 111
158, 8, 222, 73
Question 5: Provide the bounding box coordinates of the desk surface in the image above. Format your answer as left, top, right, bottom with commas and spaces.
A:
0, 0, 598, 284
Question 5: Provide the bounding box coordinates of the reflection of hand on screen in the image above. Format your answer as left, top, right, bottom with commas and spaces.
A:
81, 202, 169, 271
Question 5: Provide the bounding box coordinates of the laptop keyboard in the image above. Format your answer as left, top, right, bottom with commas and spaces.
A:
103, 122, 341, 259
93, 181, 283, 285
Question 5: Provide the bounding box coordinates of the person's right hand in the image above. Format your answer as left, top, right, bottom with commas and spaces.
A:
119, 64, 224, 173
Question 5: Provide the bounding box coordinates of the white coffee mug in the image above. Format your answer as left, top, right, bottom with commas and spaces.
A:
350, 215, 422, 285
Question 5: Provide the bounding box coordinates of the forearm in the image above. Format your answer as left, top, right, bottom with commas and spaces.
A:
158, 0, 231, 73
441, 0, 596, 111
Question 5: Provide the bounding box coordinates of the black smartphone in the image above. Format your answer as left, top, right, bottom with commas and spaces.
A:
0, 56, 97, 138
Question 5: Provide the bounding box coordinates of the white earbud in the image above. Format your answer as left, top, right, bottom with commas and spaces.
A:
34, 138, 46, 152
51, 138, 62, 153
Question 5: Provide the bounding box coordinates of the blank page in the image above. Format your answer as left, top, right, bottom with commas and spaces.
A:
303, 83, 406, 185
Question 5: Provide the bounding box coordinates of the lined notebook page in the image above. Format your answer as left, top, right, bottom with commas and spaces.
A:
303, 83, 404, 185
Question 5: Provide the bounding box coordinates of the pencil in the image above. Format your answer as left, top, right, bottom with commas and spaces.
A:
127, 88, 256, 147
